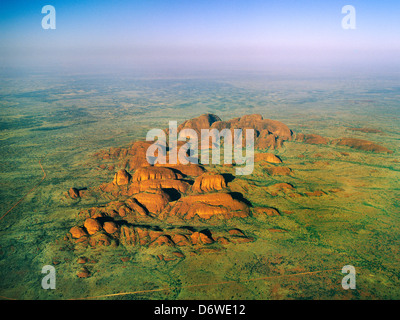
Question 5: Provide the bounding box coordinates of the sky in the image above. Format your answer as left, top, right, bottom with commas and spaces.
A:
0, 0, 399, 75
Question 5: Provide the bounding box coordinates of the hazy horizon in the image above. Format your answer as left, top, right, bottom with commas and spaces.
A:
1, 0, 399, 76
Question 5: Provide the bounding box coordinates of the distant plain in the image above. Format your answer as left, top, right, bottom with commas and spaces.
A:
0, 72, 399, 299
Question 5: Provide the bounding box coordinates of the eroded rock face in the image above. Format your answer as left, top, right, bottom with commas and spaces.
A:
68, 221, 254, 250
70, 226, 87, 239
126, 141, 154, 170
253, 207, 281, 217
95, 113, 292, 181
254, 153, 282, 164
84, 218, 102, 235
137, 179, 190, 193
177, 113, 222, 135
103, 221, 118, 234
209, 114, 292, 150
133, 190, 171, 214
132, 166, 183, 181
155, 164, 206, 177
332, 138, 393, 154
88, 232, 112, 247
113, 169, 131, 186
259, 119, 292, 141
170, 192, 250, 219
190, 231, 214, 244
94, 141, 153, 171
227, 114, 292, 140
255, 130, 279, 150
192, 173, 227, 193
170, 113, 292, 156
69, 188, 80, 199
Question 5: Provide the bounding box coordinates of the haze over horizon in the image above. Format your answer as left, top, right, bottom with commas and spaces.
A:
1, 0, 399, 76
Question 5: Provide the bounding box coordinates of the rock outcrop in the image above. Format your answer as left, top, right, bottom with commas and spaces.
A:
296, 133, 329, 145
135, 179, 191, 194
68, 221, 254, 250
62, 113, 298, 259
84, 218, 102, 235
69, 226, 87, 239
68, 188, 80, 199
169, 192, 250, 219
132, 166, 183, 182
254, 153, 282, 164
177, 113, 222, 134
113, 169, 131, 186
155, 163, 206, 177
103, 221, 118, 234
253, 207, 281, 217
192, 173, 227, 193
209, 114, 292, 150
133, 190, 171, 214
332, 138, 393, 154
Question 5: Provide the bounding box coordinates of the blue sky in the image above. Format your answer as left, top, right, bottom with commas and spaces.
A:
1, 0, 399, 74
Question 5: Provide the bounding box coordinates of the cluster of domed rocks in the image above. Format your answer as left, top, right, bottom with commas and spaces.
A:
65, 113, 296, 252
67, 165, 256, 250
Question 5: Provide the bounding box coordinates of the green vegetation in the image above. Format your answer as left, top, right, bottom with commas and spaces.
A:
0, 74, 399, 300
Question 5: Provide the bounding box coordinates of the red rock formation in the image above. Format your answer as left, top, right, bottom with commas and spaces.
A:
260, 119, 292, 140
84, 218, 102, 235
61, 113, 298, 256
172, 252, 185, 258
190, 231, 214, 245
149, 235, 175, 247
113, 169, 131, 186
133, 190, 171, 214
209, 114, 292, 150
139, 179, 190, 193
170, 192, 250, 219
254, 153, 282, 164
70, 226, 87, 239
155, 164, 206, 177
296, 133, 329, 145
103, 221, 118, 234
228, 229, 245, 236
227, 114, 292, 140
332, 138, 393, 154
68, 219, 256, 250
255, 130, 278, 150
132, 166, 183, 181
125, 141, 154, 170
217, 237, 230, 244
253, 207, 281, 217
68, 188, 80, 199
177, 113, 222, 135
192, 173, 227, 193
172, 234, 191, 246
88, 232, 112, 247
77, 267, 91, 278
119, 225, 137, 246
